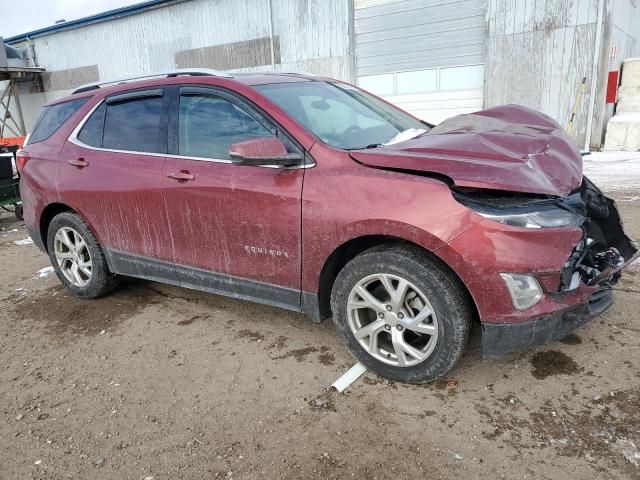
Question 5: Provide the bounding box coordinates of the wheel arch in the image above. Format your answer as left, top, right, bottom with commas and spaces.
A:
39, 202, 76, 252
315, 235, 479, 323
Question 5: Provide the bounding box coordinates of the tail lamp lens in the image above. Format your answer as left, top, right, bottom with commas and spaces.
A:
16, 150, 29, 174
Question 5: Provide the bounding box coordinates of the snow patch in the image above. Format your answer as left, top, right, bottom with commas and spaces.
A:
33, 266, 54, 279
383, 128, 427, 146
583, 151, 640, 191
13, 238, 33, 246
608, 112, 640, 122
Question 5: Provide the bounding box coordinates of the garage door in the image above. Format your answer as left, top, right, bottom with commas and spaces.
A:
354, 0, 486, 124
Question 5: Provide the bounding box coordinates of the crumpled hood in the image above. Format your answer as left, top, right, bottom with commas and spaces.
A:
349, 105, 583, 197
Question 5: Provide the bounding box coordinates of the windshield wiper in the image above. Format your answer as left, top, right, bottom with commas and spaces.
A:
345, 143, 383, 151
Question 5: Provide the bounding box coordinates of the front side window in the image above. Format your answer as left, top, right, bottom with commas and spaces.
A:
178, 94, 272, 159
256, 81, 428, 149
29, 98, 89, 144
102, 96, 165, 153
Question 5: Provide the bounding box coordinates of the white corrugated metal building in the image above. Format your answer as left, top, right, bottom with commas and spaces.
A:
3, 0, 640, 148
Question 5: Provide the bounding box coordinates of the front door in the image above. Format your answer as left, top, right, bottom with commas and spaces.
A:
161, 87, 304, 309
59, 89, 176, 282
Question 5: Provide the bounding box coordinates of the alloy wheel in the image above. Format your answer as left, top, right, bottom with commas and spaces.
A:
347, 273, 439, 367
53, 227, 93, 287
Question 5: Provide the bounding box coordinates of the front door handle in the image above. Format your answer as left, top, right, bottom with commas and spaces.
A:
166, 170, 195, 181
68, 158, 89, 168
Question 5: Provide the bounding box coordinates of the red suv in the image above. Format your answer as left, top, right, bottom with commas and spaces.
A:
18, 70, 637, 383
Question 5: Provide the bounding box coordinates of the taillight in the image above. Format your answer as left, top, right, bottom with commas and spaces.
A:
16, 150, 29, 174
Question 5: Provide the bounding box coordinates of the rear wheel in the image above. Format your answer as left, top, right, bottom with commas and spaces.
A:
331, 245, 472, 383
47, 212, 118, 298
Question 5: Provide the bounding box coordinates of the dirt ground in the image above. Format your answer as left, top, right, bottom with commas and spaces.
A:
0, 191, 638, 480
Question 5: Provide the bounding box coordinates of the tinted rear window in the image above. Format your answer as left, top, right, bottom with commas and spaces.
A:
78, 102, 106, 147
29, 98, 89, 144
102, 97, 165, 153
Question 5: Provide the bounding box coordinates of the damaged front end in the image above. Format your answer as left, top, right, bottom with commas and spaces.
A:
453, 177, 638, 357
454, 177, 638, 295
559, 177, 638, 291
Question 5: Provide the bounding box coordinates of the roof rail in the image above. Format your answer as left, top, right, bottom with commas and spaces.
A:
278, 71, 320, 77
72, 68, 233, 94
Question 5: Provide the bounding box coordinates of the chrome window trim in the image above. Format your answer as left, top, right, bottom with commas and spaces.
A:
68, 98, 167, 157
68, 137, 168, 158
68, 99, 315, 169
163, 153, 314, 169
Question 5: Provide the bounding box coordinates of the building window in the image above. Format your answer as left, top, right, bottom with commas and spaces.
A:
358, 73, 394, 96
358, 64, 484, 96
439, 65, 484, 91
397, 69, 437, 94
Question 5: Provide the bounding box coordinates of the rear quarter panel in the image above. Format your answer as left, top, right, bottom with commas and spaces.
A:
20, 140, 62, 235
20, 94, 98, 245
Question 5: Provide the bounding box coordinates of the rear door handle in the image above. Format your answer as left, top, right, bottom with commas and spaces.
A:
68, 158, 89, 168
166, 170, 195, 181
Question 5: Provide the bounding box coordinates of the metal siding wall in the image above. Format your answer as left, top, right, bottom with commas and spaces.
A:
610, 0, 640, 57
485, 0, 602, 147
9, 0, 352, 130
237, 0, 353, 79
354, 0, 486, 76
599, 0, 640, 142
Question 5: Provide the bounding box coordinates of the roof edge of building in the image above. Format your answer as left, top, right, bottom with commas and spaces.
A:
4, 0, 185, 44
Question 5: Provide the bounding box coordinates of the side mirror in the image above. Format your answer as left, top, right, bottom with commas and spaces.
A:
228, 137, 303, 167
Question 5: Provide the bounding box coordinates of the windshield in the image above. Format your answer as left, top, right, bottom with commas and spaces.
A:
255, 81, 429, 150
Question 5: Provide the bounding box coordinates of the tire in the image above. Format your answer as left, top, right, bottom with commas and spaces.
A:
46, 212, 119, 298
14, 203, 23, 221
331, 245, 472, 384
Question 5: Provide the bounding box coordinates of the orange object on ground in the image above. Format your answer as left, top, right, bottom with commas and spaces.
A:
0, 136, 25, 148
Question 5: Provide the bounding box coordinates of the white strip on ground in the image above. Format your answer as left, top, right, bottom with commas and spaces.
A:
331, 362, 367, 393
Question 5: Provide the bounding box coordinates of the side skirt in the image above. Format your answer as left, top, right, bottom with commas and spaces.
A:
105, 249, 323, 320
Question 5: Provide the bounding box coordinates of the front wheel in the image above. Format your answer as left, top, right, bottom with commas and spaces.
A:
331, 245, 472, 383
47, 212, 119, 298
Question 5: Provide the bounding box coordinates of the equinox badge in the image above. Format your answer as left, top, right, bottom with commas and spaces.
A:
244, 245, 289, 258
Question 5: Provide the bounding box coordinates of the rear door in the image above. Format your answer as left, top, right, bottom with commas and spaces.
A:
161, 86, 304, 309
59, 88, 177, 282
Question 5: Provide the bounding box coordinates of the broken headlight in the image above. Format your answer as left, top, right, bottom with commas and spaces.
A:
453, 191, 585, 229
477, 208, 584, 229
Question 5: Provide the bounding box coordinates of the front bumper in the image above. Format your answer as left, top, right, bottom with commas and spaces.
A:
436, 178, 638, 358
481, 288, 613, 357
437, 179, 637, 325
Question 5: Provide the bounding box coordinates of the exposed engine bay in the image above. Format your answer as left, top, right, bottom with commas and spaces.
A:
560, 177, 638, 290
452, 176, 638, 293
